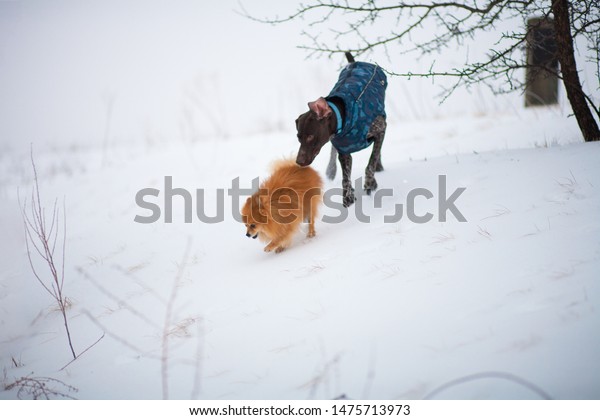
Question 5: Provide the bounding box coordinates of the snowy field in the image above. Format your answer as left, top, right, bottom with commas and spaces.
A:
1, 105, 599, 400
1, 0, 600, 403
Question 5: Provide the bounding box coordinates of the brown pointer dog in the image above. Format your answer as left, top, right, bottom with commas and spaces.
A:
295, 52, 387, 207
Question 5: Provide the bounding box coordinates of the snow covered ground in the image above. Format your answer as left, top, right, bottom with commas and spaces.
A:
1, 106, 599, 400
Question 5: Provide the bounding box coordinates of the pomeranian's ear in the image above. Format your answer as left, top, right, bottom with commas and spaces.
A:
250, 192, 268, 222
258, 192, 269, 211
241, 196, 251, 214
253, 190, 269, 212
308, 97, 331, 120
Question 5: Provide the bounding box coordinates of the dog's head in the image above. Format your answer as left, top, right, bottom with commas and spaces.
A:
296, 97, 335, 167
241, 193, 268, 239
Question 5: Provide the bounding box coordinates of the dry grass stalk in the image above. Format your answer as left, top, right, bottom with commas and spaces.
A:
5, 376, 78, 400
19, 149, 76, 359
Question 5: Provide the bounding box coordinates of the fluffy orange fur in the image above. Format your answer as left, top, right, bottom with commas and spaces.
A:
241, 158, 323, 253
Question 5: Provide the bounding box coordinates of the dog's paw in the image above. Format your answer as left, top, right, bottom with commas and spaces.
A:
307, 230, 316, 238
364, 176, 378, 195
343, 187, 356, 208
265, 243, 285, 253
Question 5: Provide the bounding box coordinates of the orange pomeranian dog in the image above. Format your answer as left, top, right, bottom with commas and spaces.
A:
241, 158, 323, 253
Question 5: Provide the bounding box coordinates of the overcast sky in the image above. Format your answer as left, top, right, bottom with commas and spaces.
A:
1, 1, 595, 153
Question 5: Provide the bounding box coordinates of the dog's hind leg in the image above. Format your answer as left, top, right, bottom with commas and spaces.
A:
364, 116, 387, 195
307, 196, 319, 238
307, 216, 316, 238
339, 153, 355, 207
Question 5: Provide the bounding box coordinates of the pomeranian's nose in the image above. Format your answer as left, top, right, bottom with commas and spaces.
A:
246, 233, 251, 238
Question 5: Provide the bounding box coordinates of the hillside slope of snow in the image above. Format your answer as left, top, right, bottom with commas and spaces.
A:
1, 108, 599, 400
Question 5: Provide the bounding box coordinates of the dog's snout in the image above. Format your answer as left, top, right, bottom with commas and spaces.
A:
252, 234, 258, 239
246, 233, 251, 238
296, 148, 312, 167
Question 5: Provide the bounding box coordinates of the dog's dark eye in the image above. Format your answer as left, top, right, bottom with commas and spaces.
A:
250, 224, 256, 229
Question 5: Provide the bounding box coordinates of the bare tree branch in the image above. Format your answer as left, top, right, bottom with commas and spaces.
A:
240, 0, 599, 138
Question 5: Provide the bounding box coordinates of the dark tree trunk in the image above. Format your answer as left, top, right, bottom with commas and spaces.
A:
551, 0, 600, 141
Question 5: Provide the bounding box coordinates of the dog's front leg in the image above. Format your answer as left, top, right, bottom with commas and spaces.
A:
338, 153, 355, 207
264, 241, 286, 253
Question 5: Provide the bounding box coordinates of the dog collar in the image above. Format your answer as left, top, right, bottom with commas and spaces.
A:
327, 100, 343, 134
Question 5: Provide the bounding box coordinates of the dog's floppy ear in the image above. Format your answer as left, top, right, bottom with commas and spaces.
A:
254, 189, 269, 213
308, 97, 332, 120
258, 193, 269, 211
250, 193, 268, 222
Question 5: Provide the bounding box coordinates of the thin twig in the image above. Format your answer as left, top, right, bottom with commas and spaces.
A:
78, 267, 159, 329
59, 332, 106, 371
162, 237, 193, 400
190, 319, 205, 400
81, 309, 154, 357
20, 147, 76, 359
6, 376, 78, 400
424, 371, 553, 399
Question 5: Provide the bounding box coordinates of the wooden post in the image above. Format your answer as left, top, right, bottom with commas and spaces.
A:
525, 17, 559, 107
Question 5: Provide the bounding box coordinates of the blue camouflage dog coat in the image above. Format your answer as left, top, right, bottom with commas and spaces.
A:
325, 62, 387, 155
